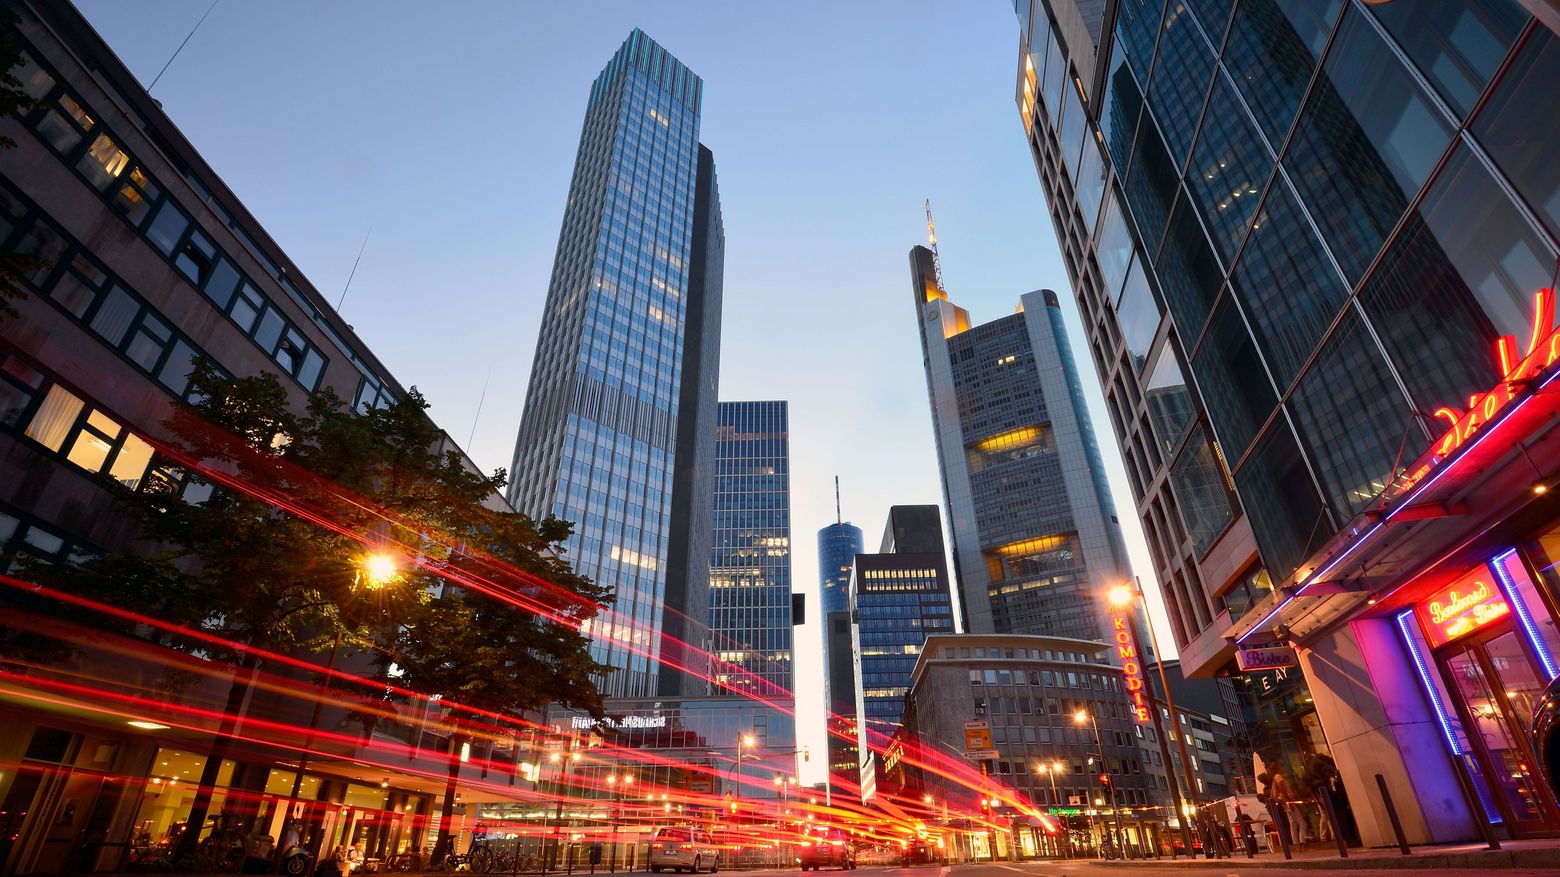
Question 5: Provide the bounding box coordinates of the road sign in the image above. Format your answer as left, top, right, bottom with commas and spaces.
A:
963, 721, 991, 751
964, 749, 1000, 761
1067, 796, 1082, 806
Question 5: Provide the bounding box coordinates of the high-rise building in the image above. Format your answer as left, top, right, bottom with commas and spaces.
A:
1014, 0, 1560, 844
851, 505, 955, 799
818, 493, 864, 616
709, 401, 793, 694
912, 250, 1129, 641
508, 29, 723, 699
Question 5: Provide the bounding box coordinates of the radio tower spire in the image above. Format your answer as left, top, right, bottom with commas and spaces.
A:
834, 475, 842, 525
925, 199, 947, 292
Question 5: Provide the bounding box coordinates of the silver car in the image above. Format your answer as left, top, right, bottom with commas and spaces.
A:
649, 826, 719, 874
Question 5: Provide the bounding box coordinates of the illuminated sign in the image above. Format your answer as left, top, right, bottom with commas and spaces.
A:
1415, 565, 1512, 648
1396, 288, 1559, 496
1045, 807, 1081, 816
1109, 612, 1151, 723
570, 715, 668, 730
1235, 647, 1298, 672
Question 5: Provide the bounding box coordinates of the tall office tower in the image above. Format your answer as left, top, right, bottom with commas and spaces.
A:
1014, 0, 1560, 846
818, 485, 865, 615
508, 30, 723, 699
912, 248, 1129, 640
851, 505, 955, 799
709, 401, 793, 694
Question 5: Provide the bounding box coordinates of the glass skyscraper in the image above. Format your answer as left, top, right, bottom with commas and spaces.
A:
1015, 0, 1560, 845
913, 249, 1130, 641
509, 29, 724, 699
819, 521, 864, 615
709, 400, 793, 694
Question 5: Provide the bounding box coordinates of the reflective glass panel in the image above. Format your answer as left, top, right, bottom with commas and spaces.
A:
1233, 418, 1328, 579
1147, 2, 1217, 167
1368, 0, 1527, 119
1230, 176, 1347, 388
1118, 0, 1170, 84
1145, 349, 1195, 455
1060, 76, 1089, 180
1473, 28, 1560, 242
1186, 75, 1274, 262
1360, 146, 1556, 416
1169, 424, 1235, 554
1124, 119, 1179, 252
1097, 191, 1136, 299
1224, 0, 1342, 144
1077, 135, 1108, 233
1116, 256, 1162, 373
1191, 295, 1276, 460
1284, 8, 1456, 284
1287, 311, 1415, 519
1044, 32, 1067, 125
1099, 42, 1143, 176
1155, 194, 1224, 342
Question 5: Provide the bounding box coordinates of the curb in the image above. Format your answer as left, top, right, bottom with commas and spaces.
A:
1080, 846, 1560, 870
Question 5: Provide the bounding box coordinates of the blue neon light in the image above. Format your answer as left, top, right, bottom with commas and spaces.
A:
1395, 609, 1504, 824
1233, 521, 1387, 645
1491, 549, 1560, 681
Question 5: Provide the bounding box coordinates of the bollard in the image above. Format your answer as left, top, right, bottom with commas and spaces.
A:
1271, 801, 1294, 860
1374, 774, 1411, 856
1318, 791, 1348, 858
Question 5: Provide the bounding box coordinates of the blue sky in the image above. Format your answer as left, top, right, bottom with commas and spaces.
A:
77, 0, 1174, 783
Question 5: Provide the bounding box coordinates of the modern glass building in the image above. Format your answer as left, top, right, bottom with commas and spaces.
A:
851, 505, 956, 799
912, 250, 1130, 641
709, 401, 793, 695
818, 520, 864, 615
1014, 0, 1560, 845
508, 30, 724, 699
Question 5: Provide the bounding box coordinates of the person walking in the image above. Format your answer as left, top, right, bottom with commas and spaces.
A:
1269, 770, 1304, 844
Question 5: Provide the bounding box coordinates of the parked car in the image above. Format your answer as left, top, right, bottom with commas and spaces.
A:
800, 828, 856, 871
649, 826, 719, 874
1534, 674, 1560, 798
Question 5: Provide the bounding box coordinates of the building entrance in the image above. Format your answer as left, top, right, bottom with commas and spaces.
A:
1435, 626, 1559, 836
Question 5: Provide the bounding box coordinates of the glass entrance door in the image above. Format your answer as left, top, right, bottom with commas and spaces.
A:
1439, 630, 1558, 836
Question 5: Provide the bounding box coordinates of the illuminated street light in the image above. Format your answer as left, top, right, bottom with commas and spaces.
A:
1106, 584, 1133, 608
359, 551, 401, 589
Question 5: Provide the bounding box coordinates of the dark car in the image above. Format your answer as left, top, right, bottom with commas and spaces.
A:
1535, 674, 1560, 798
800, 828, 856, 871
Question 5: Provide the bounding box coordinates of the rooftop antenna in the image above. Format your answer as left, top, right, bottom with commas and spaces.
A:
148, 0, 221, 93
336, 224, 375, 311
924, 198, 946, 292
466, 365, 493, 450
834, 475, 842, 526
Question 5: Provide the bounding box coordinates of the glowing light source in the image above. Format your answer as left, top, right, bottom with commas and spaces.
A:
1107, 584, 1133, 608
127, 720, 168, 730
360, 552, 400, 588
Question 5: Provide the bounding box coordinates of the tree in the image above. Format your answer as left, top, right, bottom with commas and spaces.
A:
29, 362, 612, 859
0, 9, 44, 321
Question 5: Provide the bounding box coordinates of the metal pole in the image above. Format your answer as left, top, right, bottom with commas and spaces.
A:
1132, 578, 1204, 856
1088, 712, 1124, 858
275, 633, 341, 872
1373, 774, 1411, 855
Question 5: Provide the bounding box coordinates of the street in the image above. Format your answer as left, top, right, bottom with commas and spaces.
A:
686, 862, 1560, 877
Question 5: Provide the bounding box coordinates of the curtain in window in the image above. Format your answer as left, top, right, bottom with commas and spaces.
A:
24, 385, 83, 452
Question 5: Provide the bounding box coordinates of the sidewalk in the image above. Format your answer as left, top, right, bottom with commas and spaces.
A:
1082, 838, 1560, 870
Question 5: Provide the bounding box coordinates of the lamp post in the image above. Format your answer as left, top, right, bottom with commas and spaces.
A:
1108, 581, 1201, 857
1035, 762, 1069, 859
1075, 710, 1123, 858
544, 749, 582, 871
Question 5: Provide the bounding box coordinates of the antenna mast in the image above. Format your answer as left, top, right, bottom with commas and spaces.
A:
924, 199, 946, 292
834, 475, 842, 525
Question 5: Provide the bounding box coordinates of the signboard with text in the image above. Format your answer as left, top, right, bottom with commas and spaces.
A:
963, 721, 991, 751
1108, 612, 1151, 723
1416, 564, 1511, 648
964, 749, 1000, 761
1236, 646, 1299, 672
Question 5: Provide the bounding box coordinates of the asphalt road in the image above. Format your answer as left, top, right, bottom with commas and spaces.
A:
698, 862, 1560, 877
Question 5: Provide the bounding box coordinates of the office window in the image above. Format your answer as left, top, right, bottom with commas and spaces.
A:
1191, 296, 1277, 461
1186, 75, 1274, 262
1155, 195, 1224, 341
1146, 0, 1217, 167
76, 134, 130, 192
1116, 257, 1162, 373
1473, 27, 1560, 242
111, 166, 161, 227
1124, 119, 1178, 251
13, 51, 54, 101
88, 285, 139, 346
144, 200, 191, 257
1117, 0, 1169, 84
174, 230, 217, 287
1360, 145, 1555, 416
23, 385, 83, 452
1145, 349, 1194, 455
50, 253, 108, 318
1284, 8, 1455, 284
1100, 43, 1143, 176
13, 221, 65, 287
1077, 135, 1108, 233
1230, 177, 1347, 388
1097, 190, 1136, 298
1223, 0, 1341, 144
1169, 423, 1236, 554
35, 93, 92, 154
1368, 0, 1526, 119
0, 355, 44, 428
1234, 418, 1329, 579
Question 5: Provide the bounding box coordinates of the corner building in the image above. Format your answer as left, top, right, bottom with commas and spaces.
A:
912, 250, 1129, 640
1013, 0, 1560, 845
508, 30, 723, 699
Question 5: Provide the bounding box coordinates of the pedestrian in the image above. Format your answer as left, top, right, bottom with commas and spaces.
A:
1269, 770, 1304, 844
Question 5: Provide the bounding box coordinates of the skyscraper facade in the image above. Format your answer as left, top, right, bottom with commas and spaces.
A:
1014, 0, 1560, 844
709, 400, 793, 694
508, 30, 723, 699
818, 520, 863, 615
850, 505, 956, 800
913, 249, 1129, 641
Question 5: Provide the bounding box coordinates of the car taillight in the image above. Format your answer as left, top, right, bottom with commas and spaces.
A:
678, 844, 693, 850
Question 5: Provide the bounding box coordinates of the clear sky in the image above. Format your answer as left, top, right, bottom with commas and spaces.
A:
76, 0, 1176, 786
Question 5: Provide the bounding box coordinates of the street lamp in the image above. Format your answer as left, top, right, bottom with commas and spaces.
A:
1109, 580, 1202, 857
1075, 709, 1124, 858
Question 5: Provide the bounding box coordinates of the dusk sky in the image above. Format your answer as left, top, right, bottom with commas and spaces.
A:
77, 0, 1175, 783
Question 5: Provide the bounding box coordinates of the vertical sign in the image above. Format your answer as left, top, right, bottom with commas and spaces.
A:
1110, 611, 1151, 723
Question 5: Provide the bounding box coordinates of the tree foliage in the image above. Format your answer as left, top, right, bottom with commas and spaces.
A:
0, 9, 41, 321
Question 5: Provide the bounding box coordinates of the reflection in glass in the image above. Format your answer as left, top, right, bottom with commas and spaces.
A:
1155, 195, 1224, 342
1360, 146, 1556, 417
1443, 641, 1546, 824
1100, 43, 1143, 176
1284, 8, 1455, 283
1097, 191, 1136, 299
1287, 312, 1415, 520
1233, 418, 1328, 580
1231, 176, 1346, 388
1186, 75, 1274, 262
1473, 28, 1560, 242
1144, 351, 1195, 455
1170, 424, 1236, 554
1191, 295, 1275, 460
1146, 1, 1217, 167
1116, 257, 1162, 373
1223, 0, 1342, 144
1044, 32, 1067, 126
1368, 0, 1526, 119
1117, 0, 1170, 84
1060, 76, 1089, 181
1077, 135, 1108, 234
1124, 119, 1179, 253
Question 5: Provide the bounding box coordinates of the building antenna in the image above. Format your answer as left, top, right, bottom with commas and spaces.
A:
466, 365, 493, 450
834, 475, 842, 525
148, 0, 220, 93
924, 198, 946, 292
336, 224, 375, 311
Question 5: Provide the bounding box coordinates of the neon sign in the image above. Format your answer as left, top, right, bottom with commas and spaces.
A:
1109, 613, 1151, 723
1397, 288, 1559, 494
1415, 566, 1511, 648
